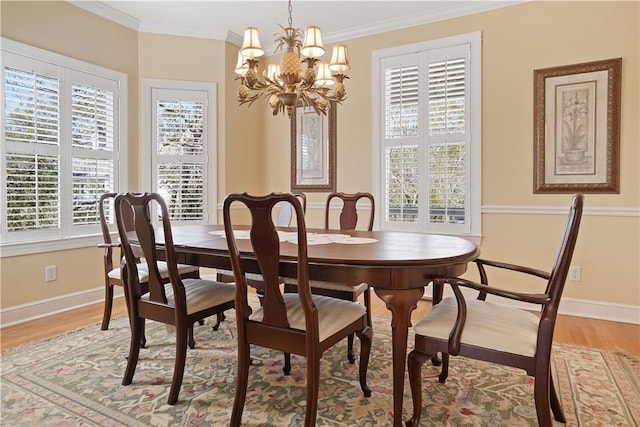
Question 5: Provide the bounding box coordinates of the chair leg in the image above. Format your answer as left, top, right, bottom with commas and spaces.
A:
167, 324, 189, 405
406, 350, 431, 427
438, 353, 449, 383
101, 283, 114, 330
356, 325, 373, 397
304, 353, 321, 427
533, 369, 553, 427
212, 312, 226, 331
188, 325, 196, 349
550, 372, 566, 423
231, 342, 251, 427
347, 334, 356, 364
122, 316, 143, 386
140, 318, 147, 348
283, 352, 292, 375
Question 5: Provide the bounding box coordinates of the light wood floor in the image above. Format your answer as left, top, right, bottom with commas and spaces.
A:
2, 295, 638, 356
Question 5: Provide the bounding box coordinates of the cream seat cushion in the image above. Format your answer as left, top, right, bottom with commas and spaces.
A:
283, 277, 369, 295
108, 261, 199, 283
250, 293, 366, 342
413, 297, 540, 357
141, 279, 236, 315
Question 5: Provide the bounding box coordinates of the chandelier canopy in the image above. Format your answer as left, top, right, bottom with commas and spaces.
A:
235, 0, 350, 117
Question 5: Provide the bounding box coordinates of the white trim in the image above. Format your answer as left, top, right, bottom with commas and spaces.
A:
0, 286, 124, 328
0, 234, 103, 257
69, 0, 525, 46
67, 0, 140, 31
2, 285, 636, 328
482, 205, 640, 217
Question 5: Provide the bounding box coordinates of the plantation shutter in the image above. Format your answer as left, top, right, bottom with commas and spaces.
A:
70, 70, 117, 228
152, 89, 207, 223
379, 43, 473, 234
425, 45, 470, 234
3, 56, 61, 236
382, 54, 421, 228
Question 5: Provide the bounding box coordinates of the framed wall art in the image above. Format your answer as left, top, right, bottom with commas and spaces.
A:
533, 57, 621, 193
291, 103, 336, 192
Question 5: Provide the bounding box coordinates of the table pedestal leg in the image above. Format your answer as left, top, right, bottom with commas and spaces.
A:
374, 287, 424, 427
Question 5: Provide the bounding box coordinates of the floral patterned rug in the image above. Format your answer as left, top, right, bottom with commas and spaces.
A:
1, 308, 638, 426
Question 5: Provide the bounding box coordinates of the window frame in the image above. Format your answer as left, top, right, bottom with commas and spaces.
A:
372, 32, 482, 241
1, 38, 128, 257
140, 79, 217, 225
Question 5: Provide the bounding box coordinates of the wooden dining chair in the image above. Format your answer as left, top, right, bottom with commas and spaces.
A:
223, 192, 372, 427
217, 192, 306, 303
406, 194, 584, 427
115, 192, 235, 405
286, 191, 375, 363
98, 192, 200, 331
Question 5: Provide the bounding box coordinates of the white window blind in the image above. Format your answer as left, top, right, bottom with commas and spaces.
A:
1, 39, 126, 250
4, 63, 60, 233
374, 33, 481, 237
152, 88, 209, 223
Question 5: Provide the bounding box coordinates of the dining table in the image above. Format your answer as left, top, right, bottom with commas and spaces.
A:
154, 224, 479, 426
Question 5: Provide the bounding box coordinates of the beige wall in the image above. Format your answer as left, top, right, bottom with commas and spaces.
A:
1, 1, 638, 315
1, 1, 139, 308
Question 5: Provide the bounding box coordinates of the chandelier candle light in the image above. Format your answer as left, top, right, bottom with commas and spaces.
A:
235, 0, 350, 117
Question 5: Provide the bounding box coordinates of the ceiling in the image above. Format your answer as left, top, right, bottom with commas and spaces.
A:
69, 0, 523, 49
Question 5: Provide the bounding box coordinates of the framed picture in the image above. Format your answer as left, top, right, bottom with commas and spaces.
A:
533, 58, 621, 193
291, 103, 336, 192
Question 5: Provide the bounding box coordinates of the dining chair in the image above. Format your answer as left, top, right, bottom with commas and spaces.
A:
285, 191, 375, 363
223, 192, 372, 427
405, 194, 584, 427
98, 192, 200, 331
216, 192, 306, 304
115, 192, 235, 405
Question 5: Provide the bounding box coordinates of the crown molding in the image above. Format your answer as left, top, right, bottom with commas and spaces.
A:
68, 1, 527, 46
67, 0, 140, 31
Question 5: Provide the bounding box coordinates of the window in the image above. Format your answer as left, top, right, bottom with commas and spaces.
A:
373, 32, 481, 238
1, 39, 127, 254
142, 80, 216, 224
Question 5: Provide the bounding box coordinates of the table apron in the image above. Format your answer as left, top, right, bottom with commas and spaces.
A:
174, 248, 469, 290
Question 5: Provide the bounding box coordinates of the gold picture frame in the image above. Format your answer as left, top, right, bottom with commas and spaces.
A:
291, 104, 336, 192
533, 58, 621, 193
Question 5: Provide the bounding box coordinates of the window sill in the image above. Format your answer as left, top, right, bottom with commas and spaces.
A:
0, 234, 103, 258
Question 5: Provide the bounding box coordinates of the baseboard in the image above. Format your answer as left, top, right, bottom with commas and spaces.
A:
0, 287, 124, 328
1, 286, 637, 328
423, 285, 639, 325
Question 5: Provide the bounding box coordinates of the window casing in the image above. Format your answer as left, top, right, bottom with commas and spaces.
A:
1, 39, 127, 255
142, 80, 216, 225
373, 32, 481, 238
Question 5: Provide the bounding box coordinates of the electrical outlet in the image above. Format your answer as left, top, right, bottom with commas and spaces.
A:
45, 265, 57, 282
568, 266, 581, 282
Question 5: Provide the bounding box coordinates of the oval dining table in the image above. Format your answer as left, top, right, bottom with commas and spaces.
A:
152, 224, 479, 426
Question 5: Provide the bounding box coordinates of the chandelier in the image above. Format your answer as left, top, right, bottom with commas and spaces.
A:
234, 0, 350, 117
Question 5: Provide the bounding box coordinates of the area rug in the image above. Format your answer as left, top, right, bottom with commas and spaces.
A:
1, 307, 639, 426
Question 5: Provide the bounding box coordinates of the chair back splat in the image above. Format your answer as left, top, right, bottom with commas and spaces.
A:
223, 192, 372, 427
405, 194, 584, 427
325, 191, 375, 231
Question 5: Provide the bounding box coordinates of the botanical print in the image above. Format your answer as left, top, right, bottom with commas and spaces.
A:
534, 58, 620, 193
300, 111, 324, 179
555, 83, 595, 175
